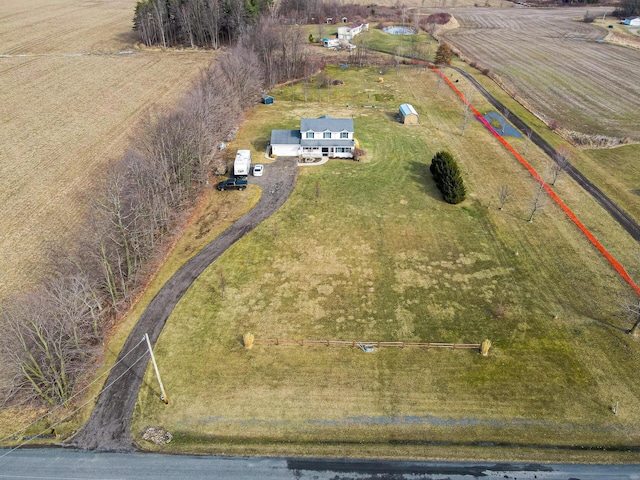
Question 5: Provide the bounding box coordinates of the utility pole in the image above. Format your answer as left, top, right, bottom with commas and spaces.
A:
144, 333, 168, 404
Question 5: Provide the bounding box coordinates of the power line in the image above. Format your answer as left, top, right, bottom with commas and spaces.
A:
0, 337, 147, 447
0, 347, 150, 461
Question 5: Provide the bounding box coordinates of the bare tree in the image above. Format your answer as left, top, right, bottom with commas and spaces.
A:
460, 89, 473, 136
523, 129, 533, 156
174, 0, 195, 49
550, 146, 571, 186
203, 0, 223, 49
317, 19, 325, 41
0, 277, 102, 406
620, 294, 640, 335
498, 185, 511, 210
151, 0, 168, 49
527, 182, 546, 222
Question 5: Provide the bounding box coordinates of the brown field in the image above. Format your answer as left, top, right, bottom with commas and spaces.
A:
441, 7, 640, 141
0, 0, 213, 299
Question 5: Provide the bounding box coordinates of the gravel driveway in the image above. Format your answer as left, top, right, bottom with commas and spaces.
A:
70, 157, 298, 451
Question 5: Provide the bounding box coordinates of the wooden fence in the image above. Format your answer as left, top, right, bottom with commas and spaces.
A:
253, 338, 481, 350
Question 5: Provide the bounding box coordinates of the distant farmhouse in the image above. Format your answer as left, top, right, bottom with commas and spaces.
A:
623, 17, 640, 26
270, 116, 355, 159
337, 22, 369, 41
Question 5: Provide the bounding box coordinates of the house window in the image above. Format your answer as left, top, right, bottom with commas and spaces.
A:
340, 132, 348, 139
306, 132, 314, 139
323, 132, 331, 139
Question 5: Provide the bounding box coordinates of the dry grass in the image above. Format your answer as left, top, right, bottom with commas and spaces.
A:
133, 65, 640, 461
0, 0, 213, 299
441, 7, 640, 142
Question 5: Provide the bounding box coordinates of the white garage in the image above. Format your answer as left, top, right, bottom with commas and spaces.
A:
270, 130, 302, 157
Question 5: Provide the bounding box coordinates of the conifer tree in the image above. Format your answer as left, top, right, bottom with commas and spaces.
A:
430, 150, 466, 204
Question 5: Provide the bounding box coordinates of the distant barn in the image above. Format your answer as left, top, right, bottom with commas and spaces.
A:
261, 94, 274, 105
399, 103, 419, 125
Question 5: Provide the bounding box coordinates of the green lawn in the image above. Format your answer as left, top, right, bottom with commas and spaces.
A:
132, 64, 640, 462
573, 144, 640, 225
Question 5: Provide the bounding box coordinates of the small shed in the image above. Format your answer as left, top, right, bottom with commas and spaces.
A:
399, 103, 419, 125
627, 17, 640, 26
261, 94, 274, 105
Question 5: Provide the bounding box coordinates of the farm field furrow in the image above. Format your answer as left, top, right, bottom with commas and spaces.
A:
0, 0, 213, 299
0, 0, 137, 55
442, 7, 640, 141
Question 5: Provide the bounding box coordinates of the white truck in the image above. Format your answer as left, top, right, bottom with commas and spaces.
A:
233, 150, 251, 177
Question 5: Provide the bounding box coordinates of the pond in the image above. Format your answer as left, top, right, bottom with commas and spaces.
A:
482, 111, 522, 138
383, 26, 417, 35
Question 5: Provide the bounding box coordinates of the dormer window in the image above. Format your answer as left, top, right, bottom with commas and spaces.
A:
323, 131, 331, 139
340, 131, 348, 139
306, 132, 314, 139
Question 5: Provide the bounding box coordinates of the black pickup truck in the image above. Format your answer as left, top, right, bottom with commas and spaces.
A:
217, 177, 248, 191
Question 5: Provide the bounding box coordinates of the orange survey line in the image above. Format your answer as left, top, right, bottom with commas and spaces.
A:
429, 63, 640, 297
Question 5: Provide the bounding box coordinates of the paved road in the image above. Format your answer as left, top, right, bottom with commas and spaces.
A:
2, 449, 640, 479
69, 158, 298, 452
447, 65, 640, 243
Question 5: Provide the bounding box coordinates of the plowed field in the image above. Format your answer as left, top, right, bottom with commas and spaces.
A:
441, 7, 640, 141
0, 0, 212, 298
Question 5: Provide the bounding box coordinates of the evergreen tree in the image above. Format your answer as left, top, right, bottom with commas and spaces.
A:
430, 151, 466, 204
434, 42, 452, 66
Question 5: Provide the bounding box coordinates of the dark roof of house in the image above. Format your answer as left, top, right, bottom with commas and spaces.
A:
301, 116, 354, 133
270, 129, 301, 145
300, 139, 355, 147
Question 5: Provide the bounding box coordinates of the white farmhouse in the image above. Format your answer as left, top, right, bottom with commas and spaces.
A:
337, 22, 369, 41
270, 116, 355, 159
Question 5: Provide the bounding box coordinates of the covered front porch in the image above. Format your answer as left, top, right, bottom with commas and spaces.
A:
301, 146, 353, 159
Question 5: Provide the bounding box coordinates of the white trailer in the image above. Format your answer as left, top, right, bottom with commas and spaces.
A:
233, 150, 251, 177
323, 38, 340, 48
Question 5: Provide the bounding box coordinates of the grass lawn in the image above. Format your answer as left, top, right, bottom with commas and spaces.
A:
132, 63, 640, 462
572, 144, 640, 226
450, 61, 640, 236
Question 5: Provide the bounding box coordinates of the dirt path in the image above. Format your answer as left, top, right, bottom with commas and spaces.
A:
69, 158, 298, 452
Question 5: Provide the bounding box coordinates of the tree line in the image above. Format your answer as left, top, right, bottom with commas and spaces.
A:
0, 17, 314, 408
134, 0, 273, 49
614, 0, 640, 17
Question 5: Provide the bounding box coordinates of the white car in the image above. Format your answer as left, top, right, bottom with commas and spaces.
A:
252, 164, 264, 176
